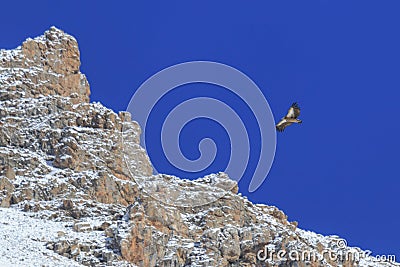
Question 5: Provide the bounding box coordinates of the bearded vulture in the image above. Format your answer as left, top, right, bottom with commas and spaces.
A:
276, 102, 302, 132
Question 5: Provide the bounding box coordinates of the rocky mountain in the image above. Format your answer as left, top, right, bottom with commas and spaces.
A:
0, 27, 397, 267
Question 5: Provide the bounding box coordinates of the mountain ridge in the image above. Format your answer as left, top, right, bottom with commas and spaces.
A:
0, 27, 397, 267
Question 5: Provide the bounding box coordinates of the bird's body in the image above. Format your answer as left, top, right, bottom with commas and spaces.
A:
276, 102, 302, 132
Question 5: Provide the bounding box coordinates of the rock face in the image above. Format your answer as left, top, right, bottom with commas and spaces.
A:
0, 27, 398, 267
1, 26, 90, 103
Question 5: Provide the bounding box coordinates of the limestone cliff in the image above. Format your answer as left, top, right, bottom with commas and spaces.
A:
0, 27, 397, 267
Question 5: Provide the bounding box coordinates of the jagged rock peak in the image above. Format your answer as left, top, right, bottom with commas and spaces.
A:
0, 26, 90, 103
0, 28, 398, 267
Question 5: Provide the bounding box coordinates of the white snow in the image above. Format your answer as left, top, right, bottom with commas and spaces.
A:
0, 207, 84, 267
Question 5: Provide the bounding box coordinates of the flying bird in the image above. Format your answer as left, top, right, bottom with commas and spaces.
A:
276, 102, 302, 132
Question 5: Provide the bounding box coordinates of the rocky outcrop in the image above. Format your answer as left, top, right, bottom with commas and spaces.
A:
0, 27, 397, 267
0, 26, 90, 103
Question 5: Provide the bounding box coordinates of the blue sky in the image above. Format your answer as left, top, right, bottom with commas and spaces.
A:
1, 1, 399, 259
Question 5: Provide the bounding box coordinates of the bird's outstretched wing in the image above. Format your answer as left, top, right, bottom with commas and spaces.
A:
285, 102, 301, 119
275, 118, 292, 132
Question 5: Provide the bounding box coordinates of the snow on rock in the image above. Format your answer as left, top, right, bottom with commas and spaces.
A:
0, 207, 83, 267
0, 27, 398, 267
